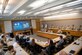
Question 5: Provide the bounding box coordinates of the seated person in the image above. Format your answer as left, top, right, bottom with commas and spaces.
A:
5, 45, 16, 55
56, 36, 64, 49
57, 29, 62, 34
18, 33, 23, 38
25, 37, 31, 44
15, 34, 20, 42
25, 37, 30, 50
1, 35, 7, 45
19, 35, 26, 48
1, 35, 8, 52
66, 32, 74, 43
23, 33, 27, 40
0, 41, 5, 55
45, 40, 56, 55
29, 39, 42, 55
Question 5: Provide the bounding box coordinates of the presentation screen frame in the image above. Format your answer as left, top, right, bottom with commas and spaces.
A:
12, 20, 31, 31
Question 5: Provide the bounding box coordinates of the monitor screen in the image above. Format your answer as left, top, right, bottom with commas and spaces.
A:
12, 21, 31, 31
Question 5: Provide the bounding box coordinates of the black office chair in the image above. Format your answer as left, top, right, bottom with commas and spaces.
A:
15, 35, 20, 42
62, 32, 67, 35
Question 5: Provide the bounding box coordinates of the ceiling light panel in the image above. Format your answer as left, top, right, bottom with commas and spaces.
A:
17, 10, 26, 15
44, 11, 60, 15
26, 12, 32, 15
39, 9, 50, 13
61, 9, 73, 12
34, 9, 50, 15
47, 0, 56, 3
33, 0, 80, 16
28, 0, 47, 9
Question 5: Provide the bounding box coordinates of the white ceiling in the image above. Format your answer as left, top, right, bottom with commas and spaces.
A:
0, 0, 82, 19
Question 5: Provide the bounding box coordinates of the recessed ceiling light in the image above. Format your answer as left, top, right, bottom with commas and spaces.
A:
44, 11, 59, 15
34, 9, 50, 15
17, 10, 26, 15
28, 0, 46, 9
26, 12, 32, 15
47, 0, 56, 3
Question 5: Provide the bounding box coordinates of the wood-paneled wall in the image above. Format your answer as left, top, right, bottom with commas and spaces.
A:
0, 21, 5, 33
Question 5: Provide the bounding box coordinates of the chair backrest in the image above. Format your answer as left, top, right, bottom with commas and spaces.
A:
62, 32, 67, 35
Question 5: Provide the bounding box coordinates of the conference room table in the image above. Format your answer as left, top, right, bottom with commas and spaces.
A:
36, 31, 59, 39
7, 39, 30, 55
36, 31, 66, 39
31, 31, 66, 48
55, 36, 82, 55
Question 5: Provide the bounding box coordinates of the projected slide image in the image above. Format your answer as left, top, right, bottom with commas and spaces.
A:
13, 21, 30, 31
13, 22, 23, 30
23, 22, 29, 28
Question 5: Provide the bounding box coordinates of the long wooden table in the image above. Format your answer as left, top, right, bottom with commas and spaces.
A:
55, 36, 82, 55
36, 31, 60, 39
7, 39, 29, 55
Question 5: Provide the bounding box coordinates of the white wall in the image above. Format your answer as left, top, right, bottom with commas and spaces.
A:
31, 20, 36, 29
42, 19, 82, 29
4, 21, 12, 33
